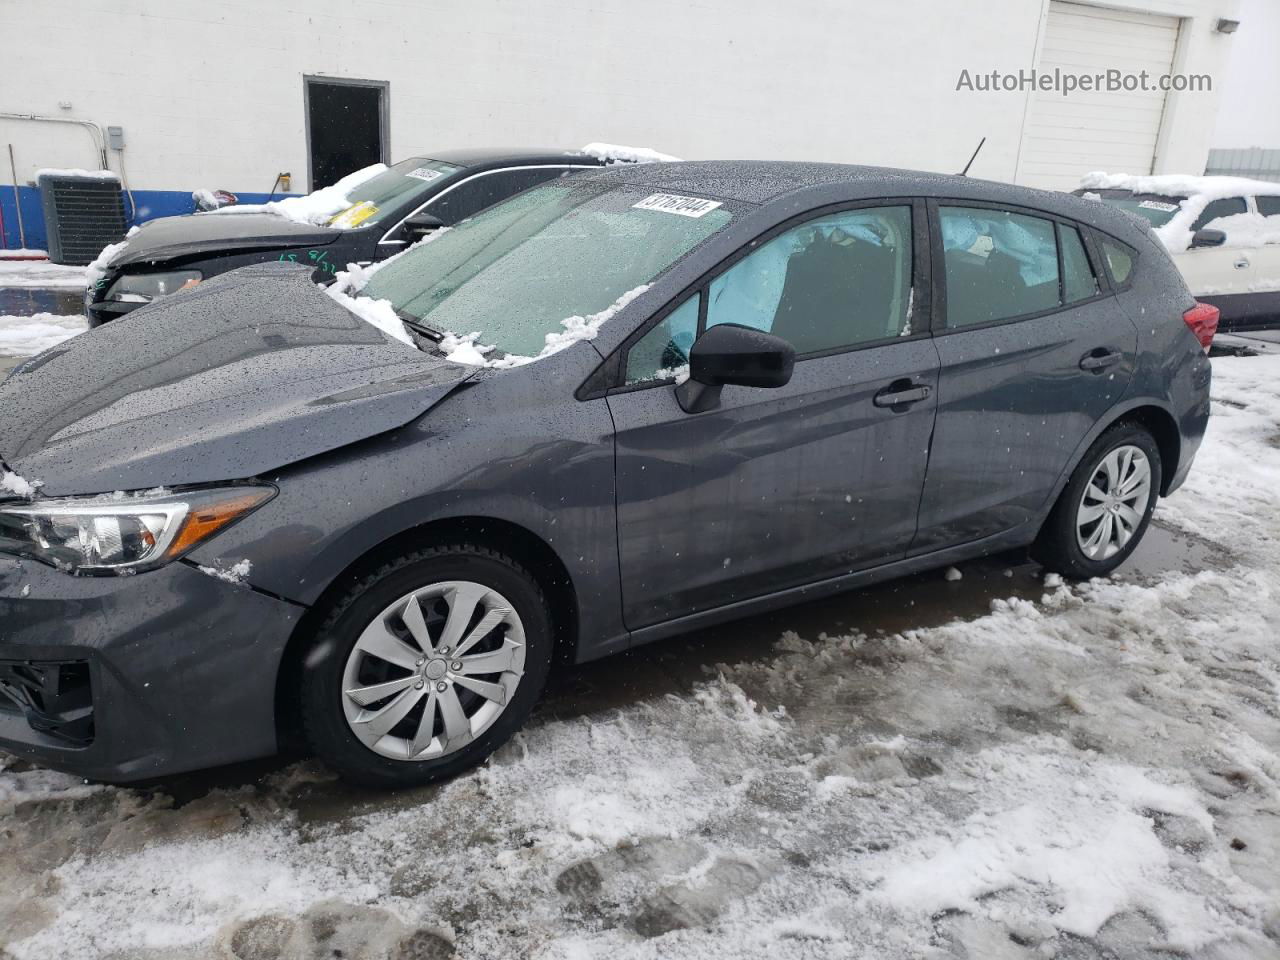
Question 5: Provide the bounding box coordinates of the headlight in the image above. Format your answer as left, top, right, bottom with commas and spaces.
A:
0, 485, 274, 574
106, 270, 202, 303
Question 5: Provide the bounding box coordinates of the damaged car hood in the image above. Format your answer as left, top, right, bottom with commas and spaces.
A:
110, 212, 342, 269
0, 263, 474, 496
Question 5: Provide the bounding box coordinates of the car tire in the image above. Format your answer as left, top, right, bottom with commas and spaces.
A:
1032, 421, 1162, 580
299, 544, 554, 788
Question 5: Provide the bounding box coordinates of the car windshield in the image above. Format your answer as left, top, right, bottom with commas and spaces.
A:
361, 181, 734, 358
327, 158, 465, 228
1081, 190, 1184, 228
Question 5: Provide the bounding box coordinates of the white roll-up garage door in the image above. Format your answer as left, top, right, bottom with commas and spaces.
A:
1018, 2, 1181, 192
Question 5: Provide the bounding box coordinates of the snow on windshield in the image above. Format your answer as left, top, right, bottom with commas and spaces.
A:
437, 283, 652, 368
1079, 171, 1280, 253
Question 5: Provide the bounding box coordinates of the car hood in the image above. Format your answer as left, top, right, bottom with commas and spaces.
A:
110, 211, 343, 269
0, 263, 474, 496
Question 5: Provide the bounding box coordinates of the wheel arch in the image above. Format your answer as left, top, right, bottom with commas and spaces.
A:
272, 515, 580, 753
1046, 399, 1182, 514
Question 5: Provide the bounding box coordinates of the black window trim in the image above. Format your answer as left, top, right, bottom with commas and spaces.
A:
927, 197, 1114, 336
376, 164, 598, 246
587, 196, 933, 399
1057, 220, 1104, 303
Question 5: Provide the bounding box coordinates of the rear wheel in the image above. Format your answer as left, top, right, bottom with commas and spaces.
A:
300, 545, 553, 788
1032, 422, 1161, 579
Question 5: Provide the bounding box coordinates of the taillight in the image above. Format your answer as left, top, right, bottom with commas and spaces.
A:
1183, 302, 1219, 353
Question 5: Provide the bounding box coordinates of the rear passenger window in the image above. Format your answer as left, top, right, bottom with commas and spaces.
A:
940, 206, 1059, 327
705, 206, 914, 355
1060, 225, 1099, 302
1190, 196, 1247, 232
1100, 239, 1134, 285
1257, 196, 1280, 218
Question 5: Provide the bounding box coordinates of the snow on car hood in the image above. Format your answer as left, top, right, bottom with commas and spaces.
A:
0, 263, 474, 497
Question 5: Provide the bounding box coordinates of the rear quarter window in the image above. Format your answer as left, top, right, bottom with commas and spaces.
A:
1100, 238, 1135, 286
1257, 196, 1280, 218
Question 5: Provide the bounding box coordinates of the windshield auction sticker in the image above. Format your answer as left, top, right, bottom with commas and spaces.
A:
1138, 200, 1179, 212
328, 200, 379, 228
406, 167, 444, 182
633, 193, 724, 218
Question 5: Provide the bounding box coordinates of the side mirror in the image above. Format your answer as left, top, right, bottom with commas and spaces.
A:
1191, 228, 1226, 248
402, 212, 445, 242
675, 323, 795, 414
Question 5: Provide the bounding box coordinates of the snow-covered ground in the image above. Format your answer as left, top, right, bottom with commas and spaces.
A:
0, 259, 88, 290
0, 313, 88, 357
1, 355, 1278, 959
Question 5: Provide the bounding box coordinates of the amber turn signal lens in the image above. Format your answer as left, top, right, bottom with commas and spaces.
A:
165, 489, 275, 560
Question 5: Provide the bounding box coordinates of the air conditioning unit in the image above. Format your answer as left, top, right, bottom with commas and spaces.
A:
37, 171, 127, 265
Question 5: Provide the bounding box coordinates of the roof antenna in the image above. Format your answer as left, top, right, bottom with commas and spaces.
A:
958, 137, 986, 177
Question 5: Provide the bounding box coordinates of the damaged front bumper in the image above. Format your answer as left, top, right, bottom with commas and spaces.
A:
0, 553, 303, 782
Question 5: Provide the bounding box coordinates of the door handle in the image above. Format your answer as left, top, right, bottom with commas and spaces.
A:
1234, 257, 1250, 269
1079, 349, 1122, 372
873, 381, 932, 408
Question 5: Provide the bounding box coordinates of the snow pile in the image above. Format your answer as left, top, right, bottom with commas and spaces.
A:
439, 284, 652, 369
1079, 171, 1280, 253
0, 313, 88, 357
0, 468, 42, 498
323, 284, 415, 346
579, 142, 682, 164
0, 259, 89, 289
203, 164, 387, 226
0, 763, 100, 816
84, 225, 140, 287
196, 559, 253, 585
323, 226, 454, 346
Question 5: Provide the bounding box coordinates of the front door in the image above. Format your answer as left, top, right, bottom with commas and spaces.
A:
608, 203, 939, 629
912, 203, 1137, 552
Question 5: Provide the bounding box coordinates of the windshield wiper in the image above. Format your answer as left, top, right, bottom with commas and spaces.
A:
393, 307, 444, 343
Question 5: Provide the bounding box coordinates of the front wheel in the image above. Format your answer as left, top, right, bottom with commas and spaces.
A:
300, 545, 553, 788
1032, 422, 1162, 579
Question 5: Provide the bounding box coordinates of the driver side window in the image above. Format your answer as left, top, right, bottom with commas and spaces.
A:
704, 206, 914, 355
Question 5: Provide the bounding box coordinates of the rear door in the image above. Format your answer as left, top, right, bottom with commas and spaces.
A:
606, 202, 939, 628
912, 202, 1137, 553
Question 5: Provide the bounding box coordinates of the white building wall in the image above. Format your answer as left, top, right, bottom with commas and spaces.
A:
1212, 0, 1280, 147
0, 0, 1239, 196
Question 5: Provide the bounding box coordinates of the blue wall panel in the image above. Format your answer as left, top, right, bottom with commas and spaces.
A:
2, 187, 299, 252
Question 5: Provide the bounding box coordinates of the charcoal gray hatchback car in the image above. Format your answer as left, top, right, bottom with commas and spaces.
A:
0, 161, 1215, 787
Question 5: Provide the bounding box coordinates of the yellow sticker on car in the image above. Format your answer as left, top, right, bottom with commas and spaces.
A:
329, 200, 379, 228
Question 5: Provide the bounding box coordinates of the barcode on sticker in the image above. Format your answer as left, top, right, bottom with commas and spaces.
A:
406, 167, 443, 182
633, 193, 724, 218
